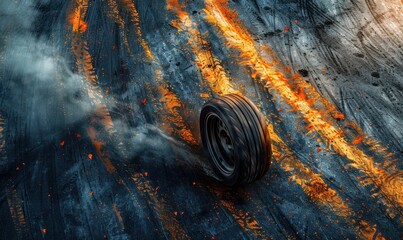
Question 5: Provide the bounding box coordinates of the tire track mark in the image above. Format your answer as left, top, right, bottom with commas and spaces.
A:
167, 1, 387, 238
211, 189, 272, 239
6, 181, 29, 239
66, 2, 142, 238
67, 0, 115, 136
131, 172, 189, 239
167, 0, 238, 96
120, 0, 154, 61
112, 204, 125, 230
365, 0, 403, 56
203, 0, 403, 213
68, 1, 191, 237
268, 125, 386, 240
122, 0, 197, 145
240, 0, 401, 161
167, 1, 271, 238
105, 0, 132, 55
67, 1, 185, 238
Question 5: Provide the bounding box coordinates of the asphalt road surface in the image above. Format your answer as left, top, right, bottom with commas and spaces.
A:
0, 0, 402, 239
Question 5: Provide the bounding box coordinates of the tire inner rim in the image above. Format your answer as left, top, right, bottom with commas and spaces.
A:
205, 113, 235, 176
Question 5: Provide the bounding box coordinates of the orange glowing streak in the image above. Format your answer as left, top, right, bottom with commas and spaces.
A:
158, 85, 197, 145
268, 125, 349, 214
204, 0, 402, 210
287, 70, 396, 166
132, 173, 189, 239
121, 0, 154, 60
167, 0, 237, 95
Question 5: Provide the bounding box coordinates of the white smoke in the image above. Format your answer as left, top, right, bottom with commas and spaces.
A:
1, 0, 93, 125
0, 0, 93, 172
0, 0, 209, 177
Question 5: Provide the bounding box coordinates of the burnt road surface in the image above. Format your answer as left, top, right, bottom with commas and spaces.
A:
0, 0, 402, 239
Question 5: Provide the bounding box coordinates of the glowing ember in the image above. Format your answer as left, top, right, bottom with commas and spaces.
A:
68, 7, 88, 33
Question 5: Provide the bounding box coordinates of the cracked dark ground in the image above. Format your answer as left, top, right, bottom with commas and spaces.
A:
0, 0, 402, 239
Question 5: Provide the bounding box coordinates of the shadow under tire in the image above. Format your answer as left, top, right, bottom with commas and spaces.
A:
200, 94, 272, 186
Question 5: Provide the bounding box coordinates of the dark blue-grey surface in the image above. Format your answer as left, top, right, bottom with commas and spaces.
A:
0, 0, 402, 239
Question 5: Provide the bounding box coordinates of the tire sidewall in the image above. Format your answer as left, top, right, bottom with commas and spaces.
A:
200, 101, 245, 186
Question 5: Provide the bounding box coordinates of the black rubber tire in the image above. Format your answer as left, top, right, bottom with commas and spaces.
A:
200, 94, 272, 186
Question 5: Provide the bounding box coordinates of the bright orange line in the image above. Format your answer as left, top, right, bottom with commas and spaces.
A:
158, 84, 197, 145
203, 0, 402, 211
121, 0, 154, 60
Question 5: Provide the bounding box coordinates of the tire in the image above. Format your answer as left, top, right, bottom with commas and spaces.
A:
200, 94, 272, 186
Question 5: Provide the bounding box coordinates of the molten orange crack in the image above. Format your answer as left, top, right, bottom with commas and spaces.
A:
204, 0, 402, 211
